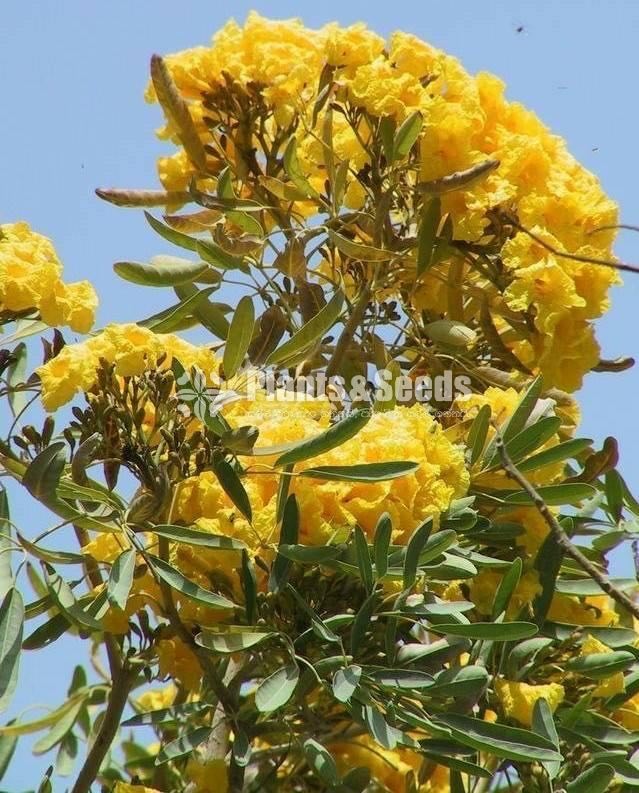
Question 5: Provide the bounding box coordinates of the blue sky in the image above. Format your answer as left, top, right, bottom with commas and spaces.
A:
1, 1, 638, 788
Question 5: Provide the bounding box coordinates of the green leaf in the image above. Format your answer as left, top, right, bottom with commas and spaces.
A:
174, 283, 230, 340
266, 290, 344, 367
276, 544, 342, 563
435, 714, 562, 763
498, 416, 562, 467
518, 437, 593, 473
328, 230, 392, 261
144, 211, 198, 251
353, 526, 373, 593
147, 554, 235, 610
44, 565, 103, 631
374, 513, 392, 579
431, 622, 538, 641
428, 665, 489, 698
605, 469, 625, 521
286, 585, 339, 643
276, 408, 369, 467
114, 257, 209, 287
241, 550, 257, 624
22, 612, 70, 650
369, 669, 433, 690
150, 54, 207, 172
303, 738, 340, 785
152, 524, 245, 551
332, 665, 361, 703
0, 730, 17, 782
22, 443, 66, 501
269, 495, 299, 593
299, 461, 419, 483
0, 589, 24, 713
212, 456, 252, 523
106, 549, 136, 611
255, 663, 299, 713
33, 693, 85, 755
196, 239, 248, 273
196, 627, 274, 654
417, 197, 441, 276
7, 342, 28, 418
505, 483, 597, 506
533, 528, 564, 626
567, 651, 635, 679
0, 490, 13, 599
360, 704, 404, 750
483, 376, 543, 463
0, 692, 87, 736
424, 319, 476, 348
566, 764, 615, 793
138, 285, 218, 332
283, 137, 321, 200
532, 698, 561, 780
467, 404, 491, 466
16, 529, 86, 566
403, 518, 433, 590
223, 296, 254, 378
392, 111, 422, 160
155, 726, 211, 765
492, 557, 522, 619
350, 593, 376, 655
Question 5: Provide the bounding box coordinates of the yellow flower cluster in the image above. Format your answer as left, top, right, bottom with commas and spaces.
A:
468, 568, 620, 628
175, 400, 468, 549
495, 678, 565, 727
147, 14, 618, 392
0, 222, 97, 332
37, 323, 219, 410
330, 736, 449, 793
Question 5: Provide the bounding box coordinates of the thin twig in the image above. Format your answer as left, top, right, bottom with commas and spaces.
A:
325, 283, 371, 379
495, 432, 639, 621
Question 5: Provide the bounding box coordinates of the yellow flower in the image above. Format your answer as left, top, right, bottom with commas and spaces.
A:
548, 593, 619, 627
469, 569, 541, 617
186, 758, 229, 793
0, 222, 97, 331
331, 736, 449, 793
614, 692, 639, 731
579, 635, 625, 697
495, 678, 565, 727
135, 684, 177, 712
114, 785, 162, 793
157, 637, 202, 690
37, 323, 219, 411
175, 402, 469, 555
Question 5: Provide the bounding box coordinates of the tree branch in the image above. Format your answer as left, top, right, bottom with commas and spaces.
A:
495, 432, 639, 621
70, 661, 136, 793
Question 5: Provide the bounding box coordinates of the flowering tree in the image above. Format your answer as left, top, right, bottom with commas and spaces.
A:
1, 13, 639, 793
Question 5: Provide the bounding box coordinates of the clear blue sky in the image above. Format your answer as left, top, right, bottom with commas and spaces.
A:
1, 1, 638, 788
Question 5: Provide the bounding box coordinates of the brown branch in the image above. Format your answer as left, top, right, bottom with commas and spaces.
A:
70, 661, 136, 793
495, 432, 639, 621
325, 283, 371, 380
